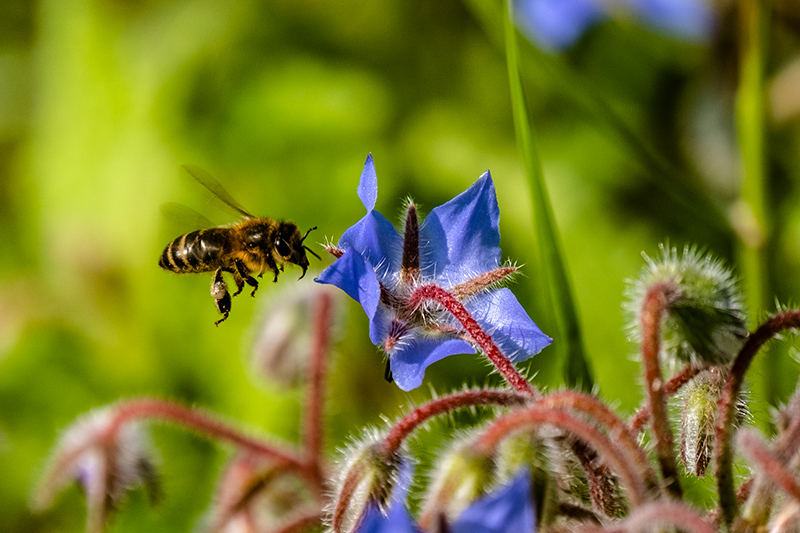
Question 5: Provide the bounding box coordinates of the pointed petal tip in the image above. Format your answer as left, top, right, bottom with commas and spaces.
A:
357, 154, 378, 211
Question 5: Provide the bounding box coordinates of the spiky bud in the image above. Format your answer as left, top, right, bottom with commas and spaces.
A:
626, 244, 748, 366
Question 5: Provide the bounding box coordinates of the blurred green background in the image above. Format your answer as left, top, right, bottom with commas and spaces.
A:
2, 0, 800, 530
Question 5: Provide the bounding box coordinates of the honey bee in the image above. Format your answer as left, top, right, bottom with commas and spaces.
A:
159, 165, 320, 325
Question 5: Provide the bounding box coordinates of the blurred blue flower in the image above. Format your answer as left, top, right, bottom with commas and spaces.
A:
515, 0, 715, 50
356, 471, 536, 533
316, 154, 551, 391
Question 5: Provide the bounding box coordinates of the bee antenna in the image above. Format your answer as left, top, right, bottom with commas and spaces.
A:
301, 226, 318, 243
304, 246, 322, 261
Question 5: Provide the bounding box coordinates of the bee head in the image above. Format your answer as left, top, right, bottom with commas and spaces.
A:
275, 222, 320, 279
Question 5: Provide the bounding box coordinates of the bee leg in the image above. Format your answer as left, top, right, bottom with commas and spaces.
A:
233, 259, 259, 297
224, 266, 245, 297
263, 255, 280, 283
211, 268, 232, 326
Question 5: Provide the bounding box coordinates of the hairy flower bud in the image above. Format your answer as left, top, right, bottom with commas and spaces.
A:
332, 436, 406, 533
679, 369, 723, 477
209, 454, 313, 533
421, 438, 496, 528
34, 408, 159, 532
496, 430, 557, 527
250, 284, 340, 387
626, 244, 748, 366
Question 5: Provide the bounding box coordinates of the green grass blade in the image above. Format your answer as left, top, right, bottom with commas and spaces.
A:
503, 0, 593, 389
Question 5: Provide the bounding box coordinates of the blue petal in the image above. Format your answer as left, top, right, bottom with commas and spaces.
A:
355, 460, 421, 533
420, 172, 502, 286
514, 0, 605, 50
339, 210, 402, 283
356, 502, 422, 533
315, 248, 381, 325
357, 154, 379, 211
452, 471, 536, 533
390, 337, 476, 392
465, 288, 552, 363
627, 0, 714, 40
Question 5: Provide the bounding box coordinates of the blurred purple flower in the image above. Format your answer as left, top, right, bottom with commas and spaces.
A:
515, 0, 715, 50
316, 155, 551, 391
356, 471, 536, 533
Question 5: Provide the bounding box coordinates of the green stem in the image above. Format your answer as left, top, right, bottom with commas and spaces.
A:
734, 0, 772, 421
502, 0, 593, 390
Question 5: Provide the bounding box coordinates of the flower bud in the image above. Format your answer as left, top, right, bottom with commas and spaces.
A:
34, 408, 159, 531
627, 245, 748, 366
209, 454, 312, 533
332, 436, 406, 533
250, 284, 340, 387
421, 437, 496, 528
679, 369, 723, 477
496, 429, 557, 527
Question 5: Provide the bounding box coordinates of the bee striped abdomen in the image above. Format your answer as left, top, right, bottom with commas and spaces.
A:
159, 229, 228, 273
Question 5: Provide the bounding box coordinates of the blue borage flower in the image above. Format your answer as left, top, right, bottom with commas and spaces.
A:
316, 155, 552, 391
515, 0, 715, 51
357, 470, 536, 533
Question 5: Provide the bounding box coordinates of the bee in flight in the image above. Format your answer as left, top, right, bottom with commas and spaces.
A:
159, 165, 320, 325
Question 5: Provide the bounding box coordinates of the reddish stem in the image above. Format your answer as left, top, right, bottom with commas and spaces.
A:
629, 363, 711, 435
738, 430, 800, 504
715, 310, 800, 525
332, 459, 369, 533
610, 501, 716, 533
382, 389, 529, 456
537, 391, 658, 492
104, 398, 308, 474
304, 291, 332, 491
640, 282, 682, 498
475, 406, 650, 507
408, 284, 536, 395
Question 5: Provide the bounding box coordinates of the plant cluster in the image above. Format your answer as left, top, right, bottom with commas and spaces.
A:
34, 156, 800, 533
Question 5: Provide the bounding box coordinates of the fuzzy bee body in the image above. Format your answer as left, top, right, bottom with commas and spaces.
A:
159, 167, 318, 325
159, 227, 232, 274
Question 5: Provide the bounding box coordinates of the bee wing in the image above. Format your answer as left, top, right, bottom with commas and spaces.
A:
182, 165, 255, 219
160, 202, 216, 231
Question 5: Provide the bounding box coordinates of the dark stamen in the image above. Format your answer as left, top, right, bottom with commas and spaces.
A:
402, 203, 420, 283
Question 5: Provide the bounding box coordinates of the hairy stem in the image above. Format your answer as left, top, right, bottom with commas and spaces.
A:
716, 310, 800, 525
608, 501, 716, 533
475, 406, 649, 507
629, 363, 711, 435
408, 284, 536, 395
640, 282, 683, 498
103, 398, 308, 474
382, 389, 529, 456
332, 460, 367, 533
537, 391, 658, 492
304, 291, 333, 492
738, 430, 800, 504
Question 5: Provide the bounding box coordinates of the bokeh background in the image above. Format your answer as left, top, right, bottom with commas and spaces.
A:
2, 0, 800, 530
